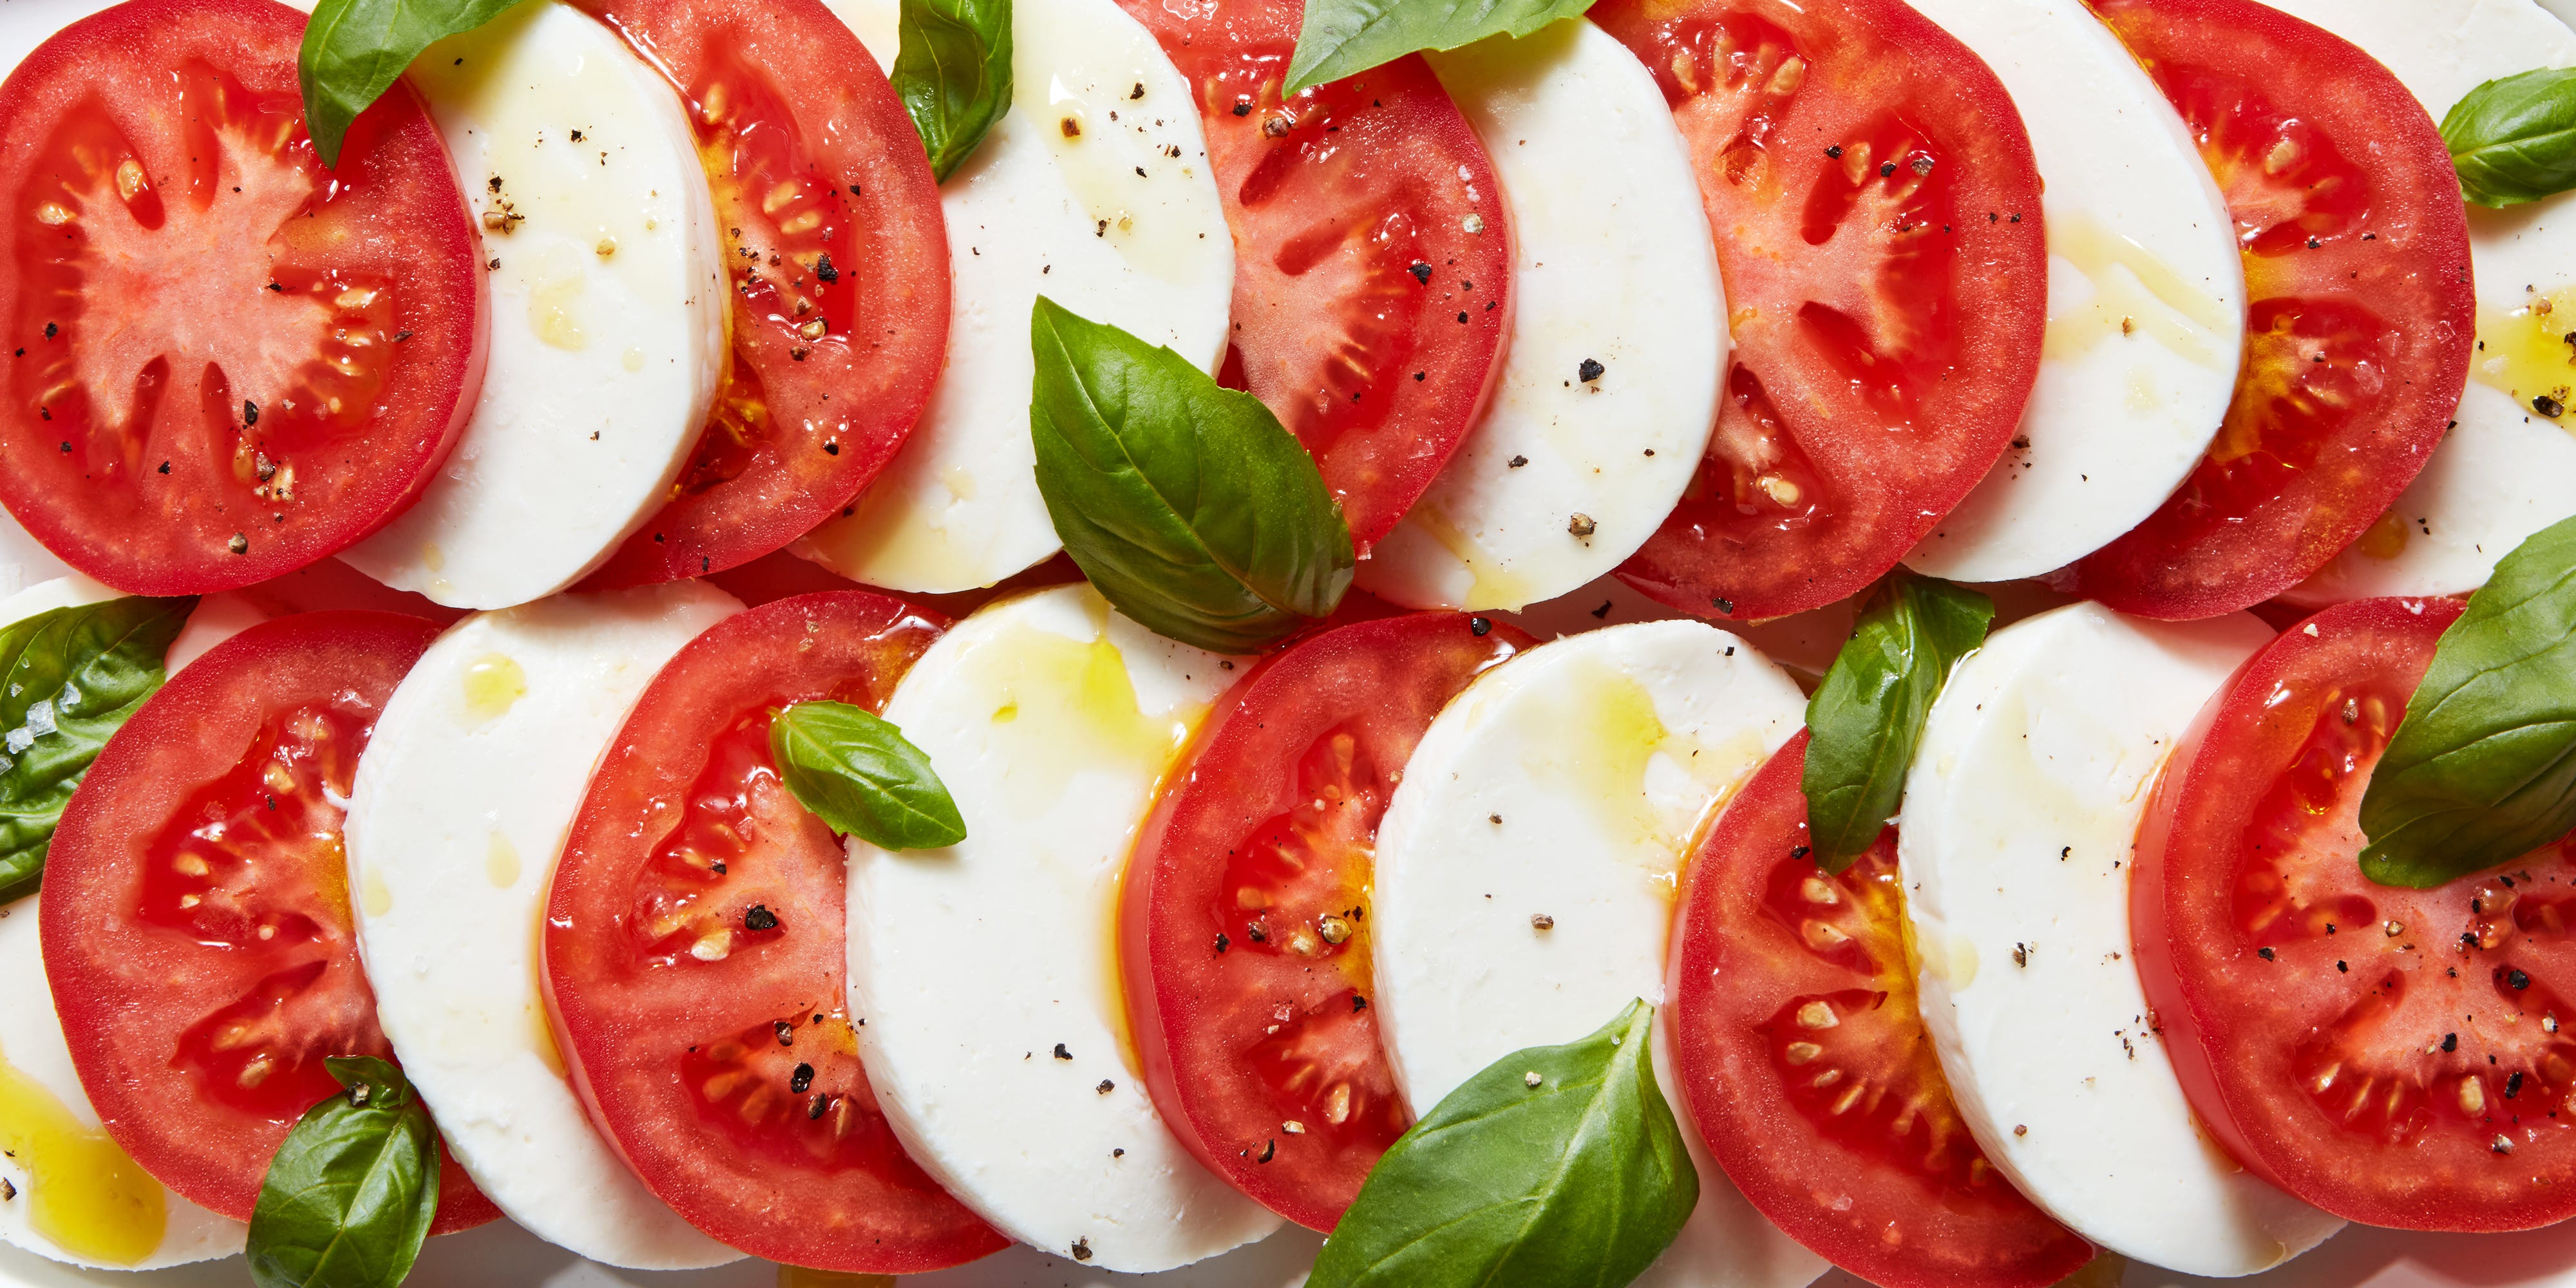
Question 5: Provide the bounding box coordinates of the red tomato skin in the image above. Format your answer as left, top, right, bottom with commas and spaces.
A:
1670, 733, 2092, 1287
2072, 0, 2473, 620
41, 611, 495, 1231
573, 0, 949, 587
545, 592, 1005, 1273
1121, 612, 1530, 1229
1597, 0, 2046, 621
0, 0, 484, 597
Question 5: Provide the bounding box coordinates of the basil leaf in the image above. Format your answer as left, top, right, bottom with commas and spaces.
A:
2360, 516, 2576, 887
247, 1057, 440, 1288
1800, 572, 1992, 873
1028, 296, 1354, 654
299, 0, 529, 167
2443, 68, 2576, 209
770, 700, 967, 851
895, 0, 1012, 182
1310, 999, 1696, 1288
0, 596, 193, 906
1285, 0, 1595, 95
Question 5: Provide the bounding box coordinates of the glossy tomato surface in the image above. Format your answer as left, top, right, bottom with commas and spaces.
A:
0, 0, 483, 597
40, 611, 495, 1229
1671, 734, 2092, 1287
2134, 596, 2576, 1230
574, 0, 948, 587
1121, 612, 1528, 1229
544, 592, 1003, 1272
1597, 0, 2045, 621
2072, 0, 2472, 620
1113, 0, 1510, 550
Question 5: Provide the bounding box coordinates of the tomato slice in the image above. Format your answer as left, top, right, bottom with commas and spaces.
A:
0, 0, 484, 598
2134, 596, 2576, 1231
1671, 733, 2092, 1287
2070, 0, 2474, 620
39, 611, 495, 1230
1595, 0, 2045, 622
1121, 611, 1526, 1229
1110, 0, 1511, 550
544, 591, 1003, 1271
572, 0, 949, 588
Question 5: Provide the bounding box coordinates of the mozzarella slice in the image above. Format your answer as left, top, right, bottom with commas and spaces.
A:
2266, 0, 2576, 601
1371, 621, 1822, 1288
1901, 0, 2244, 583
340, 0, 726, 609
1900, 602, 2340, 1275
847, 583, 1276, 1272
1358, 20, 1721, 612
346, 582, 743, 1269
797, 0, 1231, 593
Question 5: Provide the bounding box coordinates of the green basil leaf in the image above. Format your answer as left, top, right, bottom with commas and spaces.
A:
1800, 571, 1993, 873
1285, 0, 1596, 95
895, 0, 1012, 182
2444, 67, 2576, 208
1029, 296, 1354, 654
1310, 999, 1696, 1288
299, 0, 529, 167
2360, 515, 2576, 887
770, 700, 967, 851
247, 1057, 440, 1288
0, 596, 193, 906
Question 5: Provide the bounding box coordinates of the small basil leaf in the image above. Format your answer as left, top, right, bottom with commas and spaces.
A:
1310, 999, 1696, 1288
1285, 0, 1595, 95
772, 700, 967, 851
2443, 68, 2576, 209
247, 1057, 440, 1288
1028, 296, 1354, 654
2360, 515, 2576, 887
0, 596, 193, 906
1800, 572, 1993, 873
894, 0, 1012, 182
299, 0, 529, 167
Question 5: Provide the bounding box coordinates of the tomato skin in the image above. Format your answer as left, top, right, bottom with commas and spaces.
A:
1121, 612, 1528, 1229
2072, 0, 2473, 621
545, 592, 1004, 1272
573, 0, 949, 587
1670, 733, 2092, 1287
1597, 0, 2045, 622
0, 0, 484, 597
40, 611, 495, 1231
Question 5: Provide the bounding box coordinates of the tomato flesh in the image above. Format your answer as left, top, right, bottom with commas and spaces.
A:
2135, 596, 2576, 1230
573, 0, 949, 587
2071, 0, 2473, 620
1122, 612, 1528, 1228
1671, 733, 2090, 1286
1596, 0, 2045, 621
0, 0, 483, 596
545, 592, 1003, 1271
40, 611, 493, 1229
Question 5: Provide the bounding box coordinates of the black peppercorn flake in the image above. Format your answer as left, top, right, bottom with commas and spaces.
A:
744, 904, 779, 931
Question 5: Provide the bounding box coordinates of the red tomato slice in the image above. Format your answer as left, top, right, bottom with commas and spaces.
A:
1121, 611, 1528, 1229
1596, 0, 2045, 622
0, 0, 484, 598
2071, 0, 2473, 620
1111, 0, 1511, 550
1671, 733, 2092, 1287
40, 611, 495, 1230
573, 0, 949, 587
544, 592, 1003, 1271
2134, 596, 2576, 1231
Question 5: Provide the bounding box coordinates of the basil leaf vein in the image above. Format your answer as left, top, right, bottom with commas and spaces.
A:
1799, 572, 1993, 873
0, 596, 192, 905
1028, 296, 1353, 654
771, 700, 967, 851
299, 0, 529, 167
1309, 999, 1696, 1288
247, 1057, 440, 1288
895, 0, 1012, 182
1285, 0, 1596, 95
2442, 66, 2576, 207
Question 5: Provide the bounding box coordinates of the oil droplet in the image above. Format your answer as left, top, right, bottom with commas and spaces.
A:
462, 654, 527, 724
485, 831, 521, 888
527, 909, 565, 1079
2354, 509, 2410, 561
527, 245, 589, 351
2473, 287, 2576, 431
962, 608, 1201, 813
421, 542, 445, 573
361, 868, 393, 917
1510, 661, 1761, 893
1403, 503, 1535, 611
621, 346, 647, 373
940, 465, 978, 501
2041, 214, 2230, 367
0, 1039, 166, 1264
